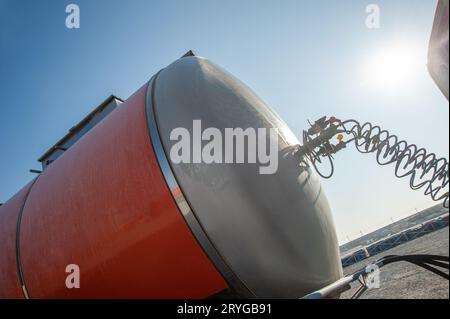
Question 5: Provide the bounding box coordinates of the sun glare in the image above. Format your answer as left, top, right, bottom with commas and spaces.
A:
362, 42, 424, 93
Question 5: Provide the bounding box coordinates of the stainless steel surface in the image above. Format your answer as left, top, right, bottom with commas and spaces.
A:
149, 56, 343, 298
302, 276, 353, 299
145, 74, 254, 298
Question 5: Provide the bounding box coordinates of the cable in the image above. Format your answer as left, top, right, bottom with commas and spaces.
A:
296, 117, 449, 208
302, 253, 449, 299
350, 254, 449, 298
374, 254, 449, 280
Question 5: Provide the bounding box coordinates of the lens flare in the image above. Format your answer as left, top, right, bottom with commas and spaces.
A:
362, 42, 424, 93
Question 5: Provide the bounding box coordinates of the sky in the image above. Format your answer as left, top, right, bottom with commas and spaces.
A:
0, 0, 448, 244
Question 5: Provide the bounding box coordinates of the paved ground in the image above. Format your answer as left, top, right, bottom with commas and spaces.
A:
341, 227, 449, 299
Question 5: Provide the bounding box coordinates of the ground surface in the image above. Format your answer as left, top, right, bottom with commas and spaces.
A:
341, 227, 449, 299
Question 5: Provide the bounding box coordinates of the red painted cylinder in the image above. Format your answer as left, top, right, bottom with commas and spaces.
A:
0, 84, 227, 298
0, 55, 342, 299
0, 182, 34, 299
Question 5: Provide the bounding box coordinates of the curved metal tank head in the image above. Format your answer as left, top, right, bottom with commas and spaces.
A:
147, 56, 343, 298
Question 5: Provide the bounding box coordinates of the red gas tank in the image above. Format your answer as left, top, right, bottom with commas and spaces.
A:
0, 54, 342, 299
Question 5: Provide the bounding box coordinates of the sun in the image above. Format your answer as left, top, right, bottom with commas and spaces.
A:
362, 42, 424, 93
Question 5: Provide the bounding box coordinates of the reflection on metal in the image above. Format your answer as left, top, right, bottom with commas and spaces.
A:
150, 56, 342, 298
145, 73, 255, 298
428, 0, 449, 100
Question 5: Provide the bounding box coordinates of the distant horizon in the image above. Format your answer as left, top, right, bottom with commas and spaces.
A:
340, 201, 448, 246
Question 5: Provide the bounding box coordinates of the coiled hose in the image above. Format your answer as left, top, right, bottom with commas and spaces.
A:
297, 117, 449, 208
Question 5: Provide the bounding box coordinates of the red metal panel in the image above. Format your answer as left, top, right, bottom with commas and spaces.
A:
0, 182, 34, 299
428, 0, 449, 100
18, 85, 227, 298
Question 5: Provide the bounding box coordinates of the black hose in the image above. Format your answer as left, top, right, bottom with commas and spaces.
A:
301, 118, 449, 208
